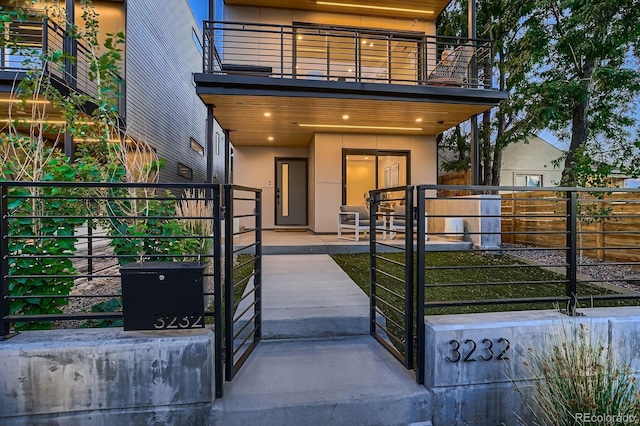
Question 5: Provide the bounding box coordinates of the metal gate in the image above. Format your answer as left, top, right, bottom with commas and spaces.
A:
368, 186, 416, 370
223, 185, 262, 382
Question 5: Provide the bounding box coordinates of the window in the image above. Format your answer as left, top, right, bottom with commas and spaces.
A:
515, 174, 543, 187
178, 163, 193, 180
190, 138, 204, 156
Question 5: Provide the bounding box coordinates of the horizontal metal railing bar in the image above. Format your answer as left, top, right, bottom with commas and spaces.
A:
233, 313, 257, 340
379, 312, 405, 331
577, 294, 640, 301
372, 282, 406, 301
232, 243, 257, 254
228, 185, 262, 193
424, 296, 570, 309
2, 181, 222, 189
233, 257, 255, 271
424, 264, 567, 270
233, 228, 257, 236
375, 269, 406, 285
231, 197, 257, 201
419, 184, 640, 193
234, 286, 257, 311
232, 214, 257, 219
233, 300, 257, 323
373, 334, 405, 365
3, 312, 122, 322
232, 272, 256, 290
374, 241, 407, 251
232, 330, 257, 357
374, 323, 405, 346
373, 295, 405, 317
207, 20, 494, 42
423, 279, 568, 288
374, 255, 406, 268
8, 294, 121, 300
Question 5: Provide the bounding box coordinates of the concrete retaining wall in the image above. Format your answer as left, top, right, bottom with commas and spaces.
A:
424, 307, 640, 425
0, 328, 216, 426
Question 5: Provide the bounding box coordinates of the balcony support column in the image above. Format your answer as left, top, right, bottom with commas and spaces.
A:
468, 0, 480, 185
206, 105, 215, 184
224, 129, 231, 185
64, 0, 77, 88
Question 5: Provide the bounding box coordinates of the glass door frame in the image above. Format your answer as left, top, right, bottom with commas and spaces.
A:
341, 148, 411, 204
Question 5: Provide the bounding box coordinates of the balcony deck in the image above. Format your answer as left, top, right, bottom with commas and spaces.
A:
196, 21, 508, 146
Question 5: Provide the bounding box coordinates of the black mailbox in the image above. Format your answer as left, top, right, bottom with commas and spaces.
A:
121, 261, 207, 331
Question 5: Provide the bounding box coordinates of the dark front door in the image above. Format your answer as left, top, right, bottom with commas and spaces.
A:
275, 158, 307, 226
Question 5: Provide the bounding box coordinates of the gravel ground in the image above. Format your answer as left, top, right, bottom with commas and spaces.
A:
502, 243, 640, 293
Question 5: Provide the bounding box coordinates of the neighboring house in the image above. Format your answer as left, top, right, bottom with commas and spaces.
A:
195, 0, 508, 232
500, 136, 564, 187
0, 0, 216, 183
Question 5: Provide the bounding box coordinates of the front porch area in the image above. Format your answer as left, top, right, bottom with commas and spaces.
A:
247, 230, 472, 254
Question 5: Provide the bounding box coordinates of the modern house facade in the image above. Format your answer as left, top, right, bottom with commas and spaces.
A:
0, 0, 216, 183
195, 0, 508, 232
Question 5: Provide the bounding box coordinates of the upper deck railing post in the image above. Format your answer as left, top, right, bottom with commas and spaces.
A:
566, 190, 578, 315
1, 184, 10, 337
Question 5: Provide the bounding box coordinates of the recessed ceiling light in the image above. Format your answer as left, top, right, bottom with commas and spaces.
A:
342, 115, 349, 120
297, 35, 303, 40
315, 1, 434, 16
416, 118, 423, 123
348, 68, 353, 72
264, 112, 272, 117
298, 123, 423, 131
268, 136, 274, 141
364, 157, 369, 160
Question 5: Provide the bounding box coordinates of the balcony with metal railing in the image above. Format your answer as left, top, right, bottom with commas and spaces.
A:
203, 21, 494, 90
0, 18, 123, 108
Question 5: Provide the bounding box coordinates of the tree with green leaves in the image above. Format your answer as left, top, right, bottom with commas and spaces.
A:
525, 0, 640, 186
438, 0, 544, 186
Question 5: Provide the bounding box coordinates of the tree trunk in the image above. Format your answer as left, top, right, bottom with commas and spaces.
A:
481, 110, 492, 185
563, 98, 589, 186
491, 48, 506, 187
563, 64, 593, 186
492, 110, 506, 186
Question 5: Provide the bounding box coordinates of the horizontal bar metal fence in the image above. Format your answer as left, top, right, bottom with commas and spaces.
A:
368, 186, 415, 370
224, 184, 262, 382
0, 181, 224, 339
415, 185, 640, 316
203, 21, 493, 89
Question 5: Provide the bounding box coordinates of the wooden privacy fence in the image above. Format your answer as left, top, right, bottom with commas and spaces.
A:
501, 191, 640, 264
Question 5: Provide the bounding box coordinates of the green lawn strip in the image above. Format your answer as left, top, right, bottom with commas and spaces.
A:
332, 251, 638, 316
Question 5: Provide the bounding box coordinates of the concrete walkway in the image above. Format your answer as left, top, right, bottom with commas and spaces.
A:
260, 254, 370, 338
212, 254, 432, 426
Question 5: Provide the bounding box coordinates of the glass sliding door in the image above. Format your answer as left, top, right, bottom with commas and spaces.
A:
342, 149, 410, 205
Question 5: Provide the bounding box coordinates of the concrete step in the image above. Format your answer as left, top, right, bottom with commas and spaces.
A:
211, 336, 432, 426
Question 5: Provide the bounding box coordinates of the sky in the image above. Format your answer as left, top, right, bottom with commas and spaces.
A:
187, 0, 208, 31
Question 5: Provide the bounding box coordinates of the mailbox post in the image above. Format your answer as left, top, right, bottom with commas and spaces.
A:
121, 262, 207, 331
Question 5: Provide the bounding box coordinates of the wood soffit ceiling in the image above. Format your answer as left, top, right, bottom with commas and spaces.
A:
201, 94, 492, 147
223, 0, 452, 19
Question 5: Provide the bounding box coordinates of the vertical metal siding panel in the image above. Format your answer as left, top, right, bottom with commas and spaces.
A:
125, 0, 207, 183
